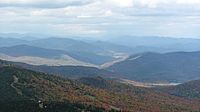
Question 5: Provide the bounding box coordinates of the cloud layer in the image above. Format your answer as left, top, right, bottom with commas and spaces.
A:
0, 0, 200, 38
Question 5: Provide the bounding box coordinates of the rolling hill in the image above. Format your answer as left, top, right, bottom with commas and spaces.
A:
107, 51, 200, 83
0, 37, 27, 47
0, 45, 114, 65
0, 66, 106, 112
162, 80, 200, 99
0, 59, 115, 78
0, 45, 113, 66
29, 37, 103, 53
108, 36, 200, 53
0, 65, 200, 112
28, 38, 132, 65
0, 45, 67, 58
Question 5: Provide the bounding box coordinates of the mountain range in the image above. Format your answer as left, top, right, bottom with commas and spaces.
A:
108, 36, 200, 53
1, 36, 200, 83
0, 62, 199, 112
107, 52, 200, 83
1, 34, 200, 112
0, 37, 132, 66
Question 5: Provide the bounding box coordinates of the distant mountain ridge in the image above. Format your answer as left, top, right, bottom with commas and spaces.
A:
108, 36, 200, 53
3, 36, 200, 54
107, 51, 200, 83
0, 37, 28, 47
0, 45, 96, 67
0, 45, 66, 58
0, 45, 114, 66
0, 37, 133, 65
0, 59, 115, 78
3, 36, 200, 66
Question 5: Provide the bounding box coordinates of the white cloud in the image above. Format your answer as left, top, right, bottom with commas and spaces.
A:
176, 0, 200, 5
138, 0, 169, 8
0, 0, 200, 37
51, 24, 103, 35
105, 0, 134, 7
0, 0, 94, 8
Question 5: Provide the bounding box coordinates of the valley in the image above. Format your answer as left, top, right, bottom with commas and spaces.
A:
0, 37, 200, 112
119, 79, 181, 88
1, 1, 200, 111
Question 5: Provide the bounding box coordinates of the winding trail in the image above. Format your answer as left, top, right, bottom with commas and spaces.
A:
10, 75, 22, 95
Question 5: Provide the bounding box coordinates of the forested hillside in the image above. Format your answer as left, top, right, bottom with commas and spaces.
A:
107, 52, 200, 83
0, 65, 200, 112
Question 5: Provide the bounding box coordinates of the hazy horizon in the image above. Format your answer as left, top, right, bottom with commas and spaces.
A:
0, 1, 200, 111
0, 0, 200, 38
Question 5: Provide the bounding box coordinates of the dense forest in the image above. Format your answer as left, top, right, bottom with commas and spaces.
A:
0, 64, 200, 112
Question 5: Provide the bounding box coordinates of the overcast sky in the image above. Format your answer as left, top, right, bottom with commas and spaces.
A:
0, 0, 200, 38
